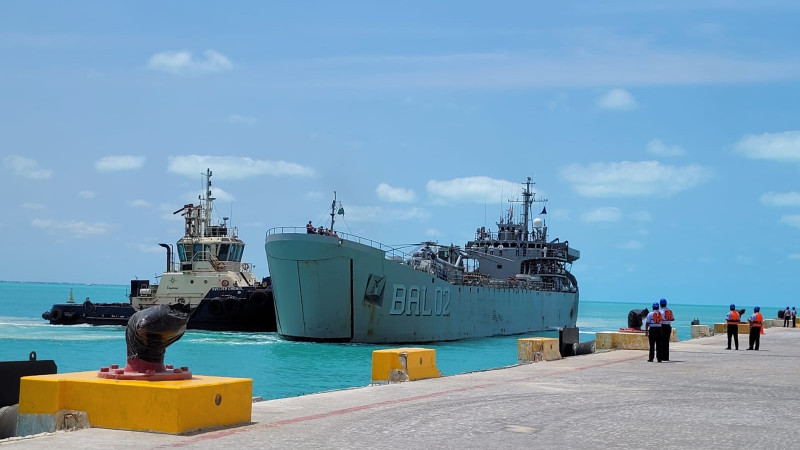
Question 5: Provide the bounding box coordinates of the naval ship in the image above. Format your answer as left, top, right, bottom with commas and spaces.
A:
42, 169, 276, 332
265, 177, 579, 343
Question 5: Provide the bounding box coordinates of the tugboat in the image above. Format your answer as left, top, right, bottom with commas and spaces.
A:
42, 169, 275, 332
265, 177, 579, 343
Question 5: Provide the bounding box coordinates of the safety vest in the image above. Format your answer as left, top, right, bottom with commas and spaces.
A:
726, 311, 740, 324
751, 312, 763, 328
651, 311, 662, 324
662, 309, 674, 322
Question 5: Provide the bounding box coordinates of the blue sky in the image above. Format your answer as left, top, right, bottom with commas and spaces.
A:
2, 1, 800, 308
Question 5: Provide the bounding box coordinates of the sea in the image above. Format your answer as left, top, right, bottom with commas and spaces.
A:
0, 281, 770, 401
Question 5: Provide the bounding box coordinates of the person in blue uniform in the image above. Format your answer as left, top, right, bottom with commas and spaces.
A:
645, 302, 662, 362
725, 304, 740, 350
659, 298, 673, 362
747, 306, 764, 350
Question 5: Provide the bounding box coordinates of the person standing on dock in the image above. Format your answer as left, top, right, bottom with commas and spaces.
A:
748, 306, 763, 350
792, 307, 797, 328
645, 302, 663, 362
726, 304, 740, 350
784, 307, 791, 327
659, 298, 673, 362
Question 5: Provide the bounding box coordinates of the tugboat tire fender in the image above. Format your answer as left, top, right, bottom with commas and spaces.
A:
223, 297, 241, 315
50, 308, 63, 324
208, 299, 224, 315
250, 291, 267, 307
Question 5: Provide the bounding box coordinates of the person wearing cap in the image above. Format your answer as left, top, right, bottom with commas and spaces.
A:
784, 307, 792, 327
645, 302, 663, 362
659, 298, 674, 362
725, 304, 740, 350
748, 306, 764, 350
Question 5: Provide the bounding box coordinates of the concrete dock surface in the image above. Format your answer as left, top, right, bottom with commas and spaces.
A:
3, 327, 799, 449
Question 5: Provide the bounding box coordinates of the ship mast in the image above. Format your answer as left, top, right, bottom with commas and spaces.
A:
203, 168, 215, 237
330, 191, 337, 230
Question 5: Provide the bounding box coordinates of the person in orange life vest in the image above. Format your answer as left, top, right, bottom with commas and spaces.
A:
725, 304, 740, 350
747, 306, 764, 350
784, 307, 792, 327
793, 307, 797, 328
659, 298, 673, 362
645, 302, 663, 362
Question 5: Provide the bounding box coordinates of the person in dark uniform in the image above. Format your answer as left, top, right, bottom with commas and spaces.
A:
725, 303, 740, 350
306, 221, 315, 234
645, 301, 663, 362
784, 307, 791, 327
793, 307, 797, 328
747, 306, 764, 350
659, 298, 673, 362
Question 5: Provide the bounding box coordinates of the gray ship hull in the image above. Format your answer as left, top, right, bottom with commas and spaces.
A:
265, 232, 578, 343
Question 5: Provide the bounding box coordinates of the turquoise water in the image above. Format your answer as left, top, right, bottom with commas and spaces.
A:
0, 281, 772, 400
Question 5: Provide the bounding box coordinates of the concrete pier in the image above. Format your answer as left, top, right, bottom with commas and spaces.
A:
3, 327, 799, 449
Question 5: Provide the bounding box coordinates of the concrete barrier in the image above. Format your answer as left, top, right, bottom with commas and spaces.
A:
17, 371, 252, 435
713, 323, 762, 334
690, 325, 713, 339
372, 348, 440, 384
596, 328, 678, 350
517, 338, 562, 363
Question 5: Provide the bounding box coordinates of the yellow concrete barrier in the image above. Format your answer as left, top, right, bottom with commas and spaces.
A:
372, 348, 440, 383
714, 323, 751, 334
18, 371, 251, 435
596, 329, 678, 350
517, 338, 562, 363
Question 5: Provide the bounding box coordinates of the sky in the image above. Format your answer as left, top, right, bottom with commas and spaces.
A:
2, 1, 800, 308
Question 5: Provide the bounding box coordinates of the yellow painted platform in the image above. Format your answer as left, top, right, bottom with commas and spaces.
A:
19, 371, 251, 434
372, 348, 440, 383
517, 338, 561, 363
596, 328, 678, 350
713, 323, 756, 334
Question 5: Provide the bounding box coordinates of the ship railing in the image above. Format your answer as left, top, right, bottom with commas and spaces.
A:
266, 227, 411, 260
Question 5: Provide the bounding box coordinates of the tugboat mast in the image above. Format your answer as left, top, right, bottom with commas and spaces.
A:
330, 191, 337, 230
202, 168, 215, 237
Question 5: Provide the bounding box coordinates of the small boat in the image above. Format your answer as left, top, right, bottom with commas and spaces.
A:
265, 177, 579, 343
42, 169, 276, 332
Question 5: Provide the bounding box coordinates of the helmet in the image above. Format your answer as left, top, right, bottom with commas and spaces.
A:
652, 302, 659, 310
754, 306, 760, 312
730, 304, 736, 310
660, 298, 667, 307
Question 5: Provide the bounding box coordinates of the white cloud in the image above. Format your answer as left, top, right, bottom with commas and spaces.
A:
225, 115, 258, 126
31, 219, 112, 237
128, 199, 151, 207
760, 191, 800, 206
147, 50, 233, 76
3, 155, 52, 179
733, 131, 800, 162
779, 214, 800, 228
168, 155, 315, 179
561, 160, 713, 198
427, 176, 520, 204
581, 207, 622, 223
646, 139, 685, 157
596, 88, 637, 110
376, 183, 415, 202
79, 190, 97, 199
95, 155, 145, 171
619, 240, 643, 250
21, 203, 45, 209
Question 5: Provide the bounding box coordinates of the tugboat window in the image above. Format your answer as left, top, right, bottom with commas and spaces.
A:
218, 243, 230, 261
177, 244, 187, 262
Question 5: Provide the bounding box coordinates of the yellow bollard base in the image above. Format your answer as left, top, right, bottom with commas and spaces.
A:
372, 348, 440, 383
18, 371, 251, 435
517, 338, 561, 363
